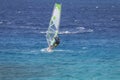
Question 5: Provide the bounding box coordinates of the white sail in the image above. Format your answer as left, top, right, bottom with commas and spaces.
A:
46, 3, 61, 46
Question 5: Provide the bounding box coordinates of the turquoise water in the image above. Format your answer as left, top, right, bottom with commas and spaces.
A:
0, 0, 120, 80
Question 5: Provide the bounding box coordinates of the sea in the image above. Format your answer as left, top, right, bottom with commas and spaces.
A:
0, 0, 120, 80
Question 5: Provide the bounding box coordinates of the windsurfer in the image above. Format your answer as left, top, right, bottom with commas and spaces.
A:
47, 36, 60, 52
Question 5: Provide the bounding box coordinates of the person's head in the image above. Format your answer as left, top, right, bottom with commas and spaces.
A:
55, 37, 60, 42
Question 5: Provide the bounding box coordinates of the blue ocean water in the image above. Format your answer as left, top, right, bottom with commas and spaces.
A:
0, 0, 120, 80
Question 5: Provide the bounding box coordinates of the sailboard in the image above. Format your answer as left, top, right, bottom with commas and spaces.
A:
46, 3, 62, 47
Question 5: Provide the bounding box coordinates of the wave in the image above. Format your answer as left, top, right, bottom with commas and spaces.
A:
40, 48, 74, 53
54, 49, 73, 52
40, 48, 88, 53
40, 31, 46, 34
40, 27, 93, 34
59, 29, 93, 34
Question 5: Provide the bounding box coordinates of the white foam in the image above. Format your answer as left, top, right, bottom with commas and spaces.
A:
54, 49, 73, 52
59, 31, 72, 34
82, 47, 88, 50
112, 5, 115, 8
76, 27, 94, 33
41, 48, 48, 52
40, 29, 93, 35
59, 28, 93, 34
96, 6, 99, 9
76, 27, 85, 30
40, 31, 46, 34
40, 48, 73, 53
39, 26, 93, 35
74, 20, 79, 22
0, 21, 3, 24
17, 11, 21, 14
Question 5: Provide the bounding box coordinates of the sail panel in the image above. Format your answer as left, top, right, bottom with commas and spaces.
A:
46, 3, 61, 46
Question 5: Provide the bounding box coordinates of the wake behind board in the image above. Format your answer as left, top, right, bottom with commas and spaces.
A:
41, 48, 53, 53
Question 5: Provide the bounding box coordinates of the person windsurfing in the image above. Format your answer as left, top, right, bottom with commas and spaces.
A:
47, 36, 60, 52
46, 3, 61, 52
